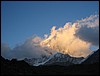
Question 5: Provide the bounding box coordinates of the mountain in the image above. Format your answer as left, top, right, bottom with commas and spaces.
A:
1, 49, 99, 75
24, 49, 99, 66
82, 49, 99, 64
24, 52, 84, 66
43, 52, 84, 66
24, 55, 49, 66
1, 56, 35, 75
1, 56, 99, 75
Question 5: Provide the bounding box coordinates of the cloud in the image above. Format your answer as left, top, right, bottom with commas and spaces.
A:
1, 35, 56, 60
75, 15, 99, 46
1, 43, 11, 59
1, 14, 99, 59
40, 14, 99, 58
44, 34, 48, 39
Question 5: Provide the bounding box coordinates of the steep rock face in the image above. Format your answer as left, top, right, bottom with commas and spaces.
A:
82, 49, 99, 64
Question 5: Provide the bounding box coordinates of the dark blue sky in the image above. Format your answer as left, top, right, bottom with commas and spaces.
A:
1, 1, 99, 48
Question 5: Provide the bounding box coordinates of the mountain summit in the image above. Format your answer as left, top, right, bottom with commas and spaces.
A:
24, 52, 84, 66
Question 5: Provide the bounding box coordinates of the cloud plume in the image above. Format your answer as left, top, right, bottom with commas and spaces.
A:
40, 14, 99, 57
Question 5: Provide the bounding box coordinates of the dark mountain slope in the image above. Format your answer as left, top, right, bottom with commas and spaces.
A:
82, 49, 99, 64
1, 56, 99, 75
1, 56, 37, 75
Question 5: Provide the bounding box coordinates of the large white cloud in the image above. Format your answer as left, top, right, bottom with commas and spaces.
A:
40, 14, 99, 57
1, 14, 99, 59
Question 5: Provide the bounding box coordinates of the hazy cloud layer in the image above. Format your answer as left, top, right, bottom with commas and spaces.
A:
1, 36, 56, 60
1, 43, 11, 59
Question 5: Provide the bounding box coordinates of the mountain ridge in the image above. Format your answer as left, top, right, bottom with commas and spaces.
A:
1, 55, 99, 75
24, 52, 84, 66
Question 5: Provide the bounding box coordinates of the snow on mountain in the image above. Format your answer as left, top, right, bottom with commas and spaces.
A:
24, 52, 84, 66
43, 52, 84, 66
24, 55, 49, 66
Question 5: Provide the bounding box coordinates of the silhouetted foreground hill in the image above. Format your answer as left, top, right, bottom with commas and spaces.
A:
82, 49, 99, 64
1, 56, 99, 75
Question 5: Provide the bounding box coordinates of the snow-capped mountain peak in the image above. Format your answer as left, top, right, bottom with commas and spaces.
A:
43, 52, 84, 66
24, 52, 84, 66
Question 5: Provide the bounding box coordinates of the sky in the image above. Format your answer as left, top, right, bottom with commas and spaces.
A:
1, 1, 99, 48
